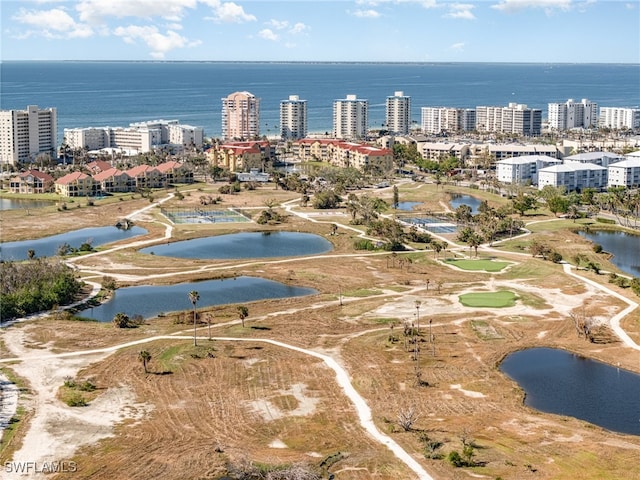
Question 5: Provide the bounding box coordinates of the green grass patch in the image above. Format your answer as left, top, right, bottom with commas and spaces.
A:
444, 258, 511, 272
470, 320, 504, 340
459, 291, 517, 308
372, 317, 398, 324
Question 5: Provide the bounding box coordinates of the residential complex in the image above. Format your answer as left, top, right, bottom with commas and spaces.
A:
547, 99, 598, 131
563, 151, 625, 168
292, 138, 392, 170
538, 162, 608, 192
64, 120, 204, 154
280, 95, 308, 140
496, 155, 561, 185
607, 156, 640, 188
0, 105, 57, 167
420, 107, 476, 135
386, 91, 411, 135
598, 107, 640, 130
333, 94, 368, 140
476, 103, 542, 136
221, 91, 260, 141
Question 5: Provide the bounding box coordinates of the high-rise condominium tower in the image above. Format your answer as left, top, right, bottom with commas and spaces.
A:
221, 91, 260, 141
333, 94, 368, 140
0, 105, 57, 167
386, 91, 411, 134
280, 95, 307, 140
548, 99, 598, 131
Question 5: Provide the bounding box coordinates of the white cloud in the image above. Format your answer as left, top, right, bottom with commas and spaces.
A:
352, 9, 382, 18
289, 22, 309, 35
76, 0, 198, 24
266, 19, 289, 30
204, 0, 256, 23
258, 28, 279, 41
113, 25, 195, 58
356, 0, 438, 7
12, 7, 94, 39
450, 42, 465, 50
491, 0, 573, 14
445, 3, 475, 20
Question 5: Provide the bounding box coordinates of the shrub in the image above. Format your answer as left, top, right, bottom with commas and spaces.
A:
65, 391, 87, 407
593, 243, 603, 253
447, 451, 464, 467
549, 251, 563, 263
353, 239, 375, 250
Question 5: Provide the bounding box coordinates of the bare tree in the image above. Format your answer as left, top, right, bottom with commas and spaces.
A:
188, 290, 200, 346
397, 404, 420, 431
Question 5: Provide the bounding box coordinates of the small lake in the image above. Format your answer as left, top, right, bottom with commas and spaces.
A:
500, 347, 640, 436
450, 194, 482, 214
578, 230, 640, 276
139, 231, 333, 259
395, 201, 422, 211
0, 198, 56, 210
79, 276, 318, 322
0, 226, 148, 261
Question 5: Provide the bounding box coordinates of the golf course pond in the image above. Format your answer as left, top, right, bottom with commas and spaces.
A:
138, 231, 333, 259
577, 229, 640, 276
0, 226, 148, 261
500, 347, 640, 436
79, 276, 318, 322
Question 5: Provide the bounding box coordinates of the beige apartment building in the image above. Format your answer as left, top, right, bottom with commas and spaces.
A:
221, 91, 260, 141
0, 105, 57, 167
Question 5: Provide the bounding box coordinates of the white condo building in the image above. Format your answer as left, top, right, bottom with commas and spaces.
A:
607, 156, 640, 188
476, 103, 542, 136
386, 91, 411, 135
0, 105, 57, 166
221, 91, 260, 141
421, 107, 476, 135
64, 120, 203, 154
548, 99, 598, 131
598, 107, 640, 130
563, 151, 625, 168
538, 163, 607, 192
496, 155, 561, 185
280, 95, 307, 140
333, 94, 368, 140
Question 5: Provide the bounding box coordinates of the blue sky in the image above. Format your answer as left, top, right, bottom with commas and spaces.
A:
1, 0, 639, 63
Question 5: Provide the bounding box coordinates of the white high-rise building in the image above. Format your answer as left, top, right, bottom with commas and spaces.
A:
476, 103, 542, 136
280, 95, 307, 140
333, 94, 368, 140
386, 91, 411, 135
0, 105, 57, 166
598, 107, 640, 129
548, 99, 598, 131
421, 107, 476, 135
221, 91, 260, 141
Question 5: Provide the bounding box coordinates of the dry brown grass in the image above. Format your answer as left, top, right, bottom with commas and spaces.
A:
2, 183, 640, 480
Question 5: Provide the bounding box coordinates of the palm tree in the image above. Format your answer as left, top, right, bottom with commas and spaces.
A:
188, 290, 200, 346
237, 305, 249, 328
138, 350, 151, 373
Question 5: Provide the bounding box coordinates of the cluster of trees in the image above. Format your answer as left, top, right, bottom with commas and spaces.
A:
0, 259, 83, 320
455, 200, 526, 255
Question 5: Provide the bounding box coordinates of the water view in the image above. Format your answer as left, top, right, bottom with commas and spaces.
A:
0, 197, 55, 211
0, 226, 148, 261
500, 347, 640, 436
450, 194, 482, 214
80, 276, 318, 322
395, 201, 422, 211
578, 230, 640, 276
139, 231, 333, 259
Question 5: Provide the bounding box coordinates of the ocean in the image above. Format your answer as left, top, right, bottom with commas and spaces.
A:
1, 61, 638, 141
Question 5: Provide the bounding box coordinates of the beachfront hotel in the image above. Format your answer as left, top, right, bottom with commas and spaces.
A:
333, 94, 369, 140
598, 107, 640, 130
420, 107, 476, 135
385, 91, 411, 135
221, 91, 261, 141
547, 99, 598, 131
476, 103, 542, 136
280, 95, 308, 140
64, 120, 204, 155
0, 105, 57, 167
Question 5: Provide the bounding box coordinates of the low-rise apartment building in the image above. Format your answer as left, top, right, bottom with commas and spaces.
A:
607, 156, 640, 188
9, 169, 54, 194
55, 171, 99, 197
563, 151, 625, 168
538, 163, 607, 192
496, 155, 561, 185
